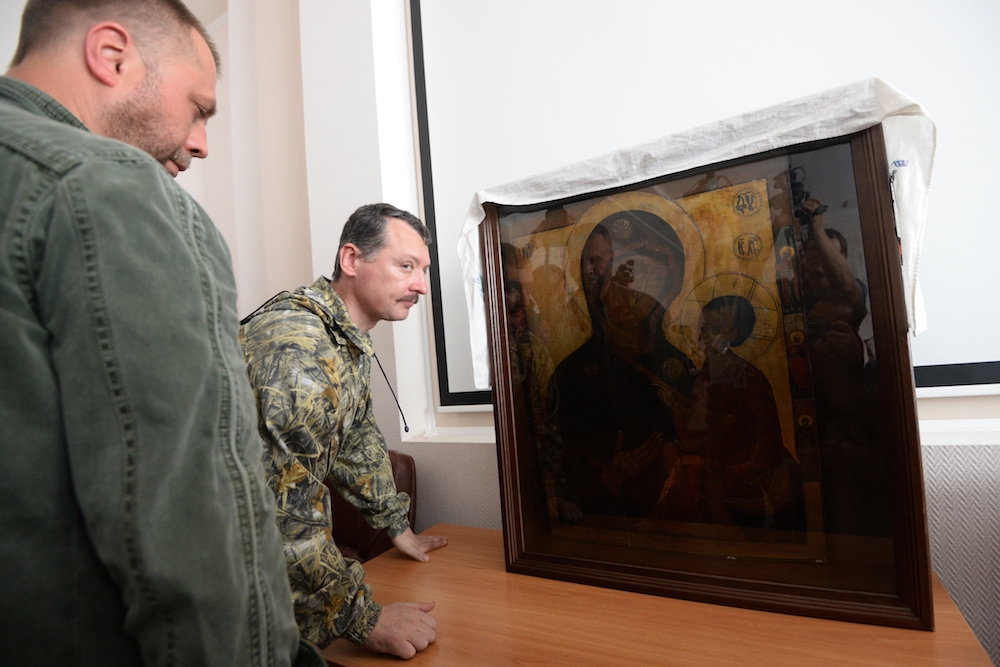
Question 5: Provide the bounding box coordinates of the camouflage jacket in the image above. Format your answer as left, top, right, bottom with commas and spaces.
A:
239, 277, 411, 648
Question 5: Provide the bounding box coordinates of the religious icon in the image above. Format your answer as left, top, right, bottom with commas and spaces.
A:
484, 126, 931, 630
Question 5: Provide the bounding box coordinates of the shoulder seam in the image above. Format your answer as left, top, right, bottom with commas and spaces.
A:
0, 117, 151, 177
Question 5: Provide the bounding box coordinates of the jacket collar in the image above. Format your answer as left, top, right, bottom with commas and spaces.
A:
0, 76, 89, 131
300, 276, 374, 356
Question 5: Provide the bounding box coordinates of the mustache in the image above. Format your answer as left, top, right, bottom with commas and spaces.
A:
399, 296, 419, 305
171, 150, 193, 170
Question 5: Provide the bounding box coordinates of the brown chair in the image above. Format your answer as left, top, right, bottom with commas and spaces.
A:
325, 450, 417, 562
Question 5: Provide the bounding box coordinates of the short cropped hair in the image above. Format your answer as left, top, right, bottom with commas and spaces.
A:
332, 203, 432, 282
11, 0, 221, 74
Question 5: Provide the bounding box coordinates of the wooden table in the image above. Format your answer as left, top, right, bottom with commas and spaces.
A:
322, 524, 991, 666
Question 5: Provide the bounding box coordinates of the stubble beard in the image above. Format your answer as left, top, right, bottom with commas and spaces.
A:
101, 72, 180, 167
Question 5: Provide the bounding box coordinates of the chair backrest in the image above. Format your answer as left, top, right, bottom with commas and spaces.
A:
326, 450, 417, 562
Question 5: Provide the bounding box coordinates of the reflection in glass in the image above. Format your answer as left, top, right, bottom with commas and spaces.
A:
492, 131, 916, 618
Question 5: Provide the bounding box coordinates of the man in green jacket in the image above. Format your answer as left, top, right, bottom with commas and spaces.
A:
0, 1, 320, 665
240, 203, 447, 659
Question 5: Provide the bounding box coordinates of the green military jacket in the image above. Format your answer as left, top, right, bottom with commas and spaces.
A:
0, 77, 323, 665
240, 277, 411, 648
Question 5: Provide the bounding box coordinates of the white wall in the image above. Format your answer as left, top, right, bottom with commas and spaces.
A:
417, 0, 1000, 395
296, 0, 501, 532
0, 3, 20, 69
181, 0, 314, 317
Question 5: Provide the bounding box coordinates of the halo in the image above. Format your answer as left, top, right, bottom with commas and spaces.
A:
675, 273, 781, 363
566, 192, 706, 326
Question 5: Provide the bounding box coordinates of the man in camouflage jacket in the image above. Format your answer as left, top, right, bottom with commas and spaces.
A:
240, 204, 447, 660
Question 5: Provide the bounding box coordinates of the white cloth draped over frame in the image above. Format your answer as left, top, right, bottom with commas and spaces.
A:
457, 77, 936, 390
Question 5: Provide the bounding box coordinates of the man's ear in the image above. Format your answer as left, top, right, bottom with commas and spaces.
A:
84, 22, 134, 87
338, 243, 363, 278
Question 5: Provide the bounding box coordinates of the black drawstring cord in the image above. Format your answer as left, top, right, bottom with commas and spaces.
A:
242, 290, 410, 433
372, 351, 410, 433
